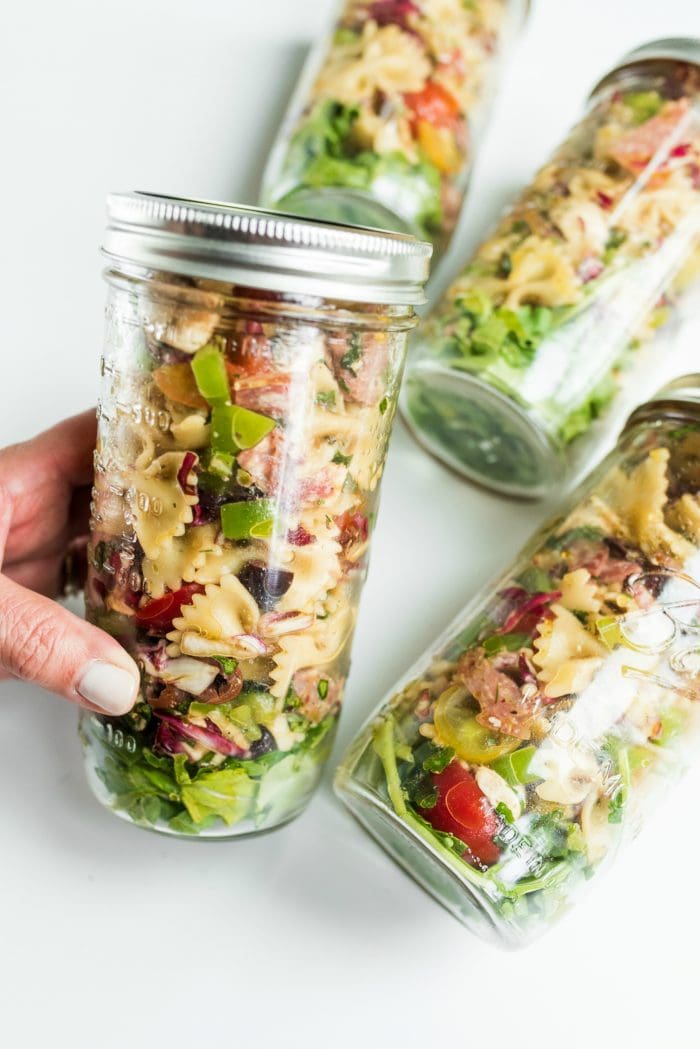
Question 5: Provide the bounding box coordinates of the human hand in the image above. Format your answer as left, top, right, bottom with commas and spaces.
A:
0, 411, 139, 714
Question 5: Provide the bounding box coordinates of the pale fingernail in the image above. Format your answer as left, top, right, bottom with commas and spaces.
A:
77, 661, 138, 715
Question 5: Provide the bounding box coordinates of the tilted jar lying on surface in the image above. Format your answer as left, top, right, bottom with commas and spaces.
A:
402, 38, 700, 497
82, 192, 430, 837
336, 374, 700, 946
261, 0, 528, 259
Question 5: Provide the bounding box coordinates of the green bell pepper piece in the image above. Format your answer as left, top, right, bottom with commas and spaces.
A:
211, 402, 275, 453
491, 745, 539, 786
191, 344, 230, 403
220, 498, 275, 540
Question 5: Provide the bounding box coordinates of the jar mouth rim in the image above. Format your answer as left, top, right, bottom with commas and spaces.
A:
102, 191, 431, 306
401, 363, 565, 499
588, 36, 700, 100
624, 373, 700, 432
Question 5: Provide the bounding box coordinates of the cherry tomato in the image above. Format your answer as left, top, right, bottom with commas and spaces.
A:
135, 583, 205, 633
419, 762, 501, 866
404, 81, 461, 128
433, 685, 519, 764
415, 121, 462, 175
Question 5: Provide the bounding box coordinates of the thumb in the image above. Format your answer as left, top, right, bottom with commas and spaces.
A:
0, 573, 140, 715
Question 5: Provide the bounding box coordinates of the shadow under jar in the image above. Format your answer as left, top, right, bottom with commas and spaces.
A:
402, 38, 700, 497
81, 193, 430, 838
260, 0, 528, 260
336, 374, 700, 947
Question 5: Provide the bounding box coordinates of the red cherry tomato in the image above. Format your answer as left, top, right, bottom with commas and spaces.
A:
404, 81, 461, 129
419, 762, 501, 867
135, 583, 205, 633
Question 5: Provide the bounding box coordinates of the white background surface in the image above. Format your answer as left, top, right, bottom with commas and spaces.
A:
3, 2, 700, 1046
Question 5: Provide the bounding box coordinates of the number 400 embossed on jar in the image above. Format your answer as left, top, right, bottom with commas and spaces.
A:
82, 193, 430, 837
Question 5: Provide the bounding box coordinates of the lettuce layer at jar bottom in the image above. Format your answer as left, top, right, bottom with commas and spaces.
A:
81, 707, 337, 835
336, 422, 700, 942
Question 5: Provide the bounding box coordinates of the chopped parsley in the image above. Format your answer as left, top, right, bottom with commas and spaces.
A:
213, 656, 238, 675
340, 335, 362, 373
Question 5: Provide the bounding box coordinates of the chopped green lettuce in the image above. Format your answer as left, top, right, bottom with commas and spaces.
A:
272, 101, 444, 240
622, 90, 664, 125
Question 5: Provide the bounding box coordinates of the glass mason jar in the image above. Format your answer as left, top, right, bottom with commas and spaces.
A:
260, 0, 528, 259
336, 373, 700, 947
402, 38, 700, 497
81, 192, 430, 838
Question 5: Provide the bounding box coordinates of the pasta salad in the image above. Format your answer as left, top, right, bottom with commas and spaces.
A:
262, 0, 521, 255
404, 60, 700, 492
83, 276, 404, 835
337, 414, 700, 943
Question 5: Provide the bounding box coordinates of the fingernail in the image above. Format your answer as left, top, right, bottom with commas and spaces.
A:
77, 661, 138, 715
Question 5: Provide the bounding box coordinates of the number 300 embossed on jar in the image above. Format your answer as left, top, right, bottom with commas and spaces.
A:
336, 375, 700, 946
82, 193, 430, 837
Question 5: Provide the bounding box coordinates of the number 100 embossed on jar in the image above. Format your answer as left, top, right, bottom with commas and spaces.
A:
82, 193, 430, 837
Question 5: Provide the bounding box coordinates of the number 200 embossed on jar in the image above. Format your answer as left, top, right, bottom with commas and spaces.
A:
81, 193, 430, 837
336, 375, 700, 946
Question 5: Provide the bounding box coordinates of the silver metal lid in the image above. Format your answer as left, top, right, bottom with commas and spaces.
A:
590, 37, 700, 99
102, 192, 432, 306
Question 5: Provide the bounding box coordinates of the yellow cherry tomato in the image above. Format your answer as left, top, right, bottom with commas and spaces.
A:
433, 685, 520, 764
416, 121, 462, 175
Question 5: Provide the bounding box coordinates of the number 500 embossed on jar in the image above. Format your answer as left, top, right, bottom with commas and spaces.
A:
82, 193, 430, 837
336, 375, 700, 946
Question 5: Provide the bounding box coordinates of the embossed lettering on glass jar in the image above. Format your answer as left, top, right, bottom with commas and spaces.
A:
261, 0, 528, 260
402, 38, 700, 497
336, 374, 700, 946
82, 193, 430, 837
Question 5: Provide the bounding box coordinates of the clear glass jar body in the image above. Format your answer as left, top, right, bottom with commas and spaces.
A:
336, 402, 700, 946
82, 268, 415, 837
402, 56, 700, 497
260, 0, 527, 258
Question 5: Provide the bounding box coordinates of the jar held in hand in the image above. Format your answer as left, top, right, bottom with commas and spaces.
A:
82, 193, 430, 837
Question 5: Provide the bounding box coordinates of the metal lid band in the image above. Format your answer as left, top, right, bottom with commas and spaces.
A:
102, 192, 432, 306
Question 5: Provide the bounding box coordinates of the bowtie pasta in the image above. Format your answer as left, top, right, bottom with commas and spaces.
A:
83, 276, 405, 836
261, 0, 525, 257
336, 414, 700, 945
403, 57, 700, 494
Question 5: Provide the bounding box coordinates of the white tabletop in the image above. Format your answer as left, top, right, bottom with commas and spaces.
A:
3, 2, 700, 1046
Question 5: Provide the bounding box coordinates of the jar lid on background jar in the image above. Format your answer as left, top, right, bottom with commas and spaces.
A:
589, 37, 700, 99
102, 192, 432, 306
